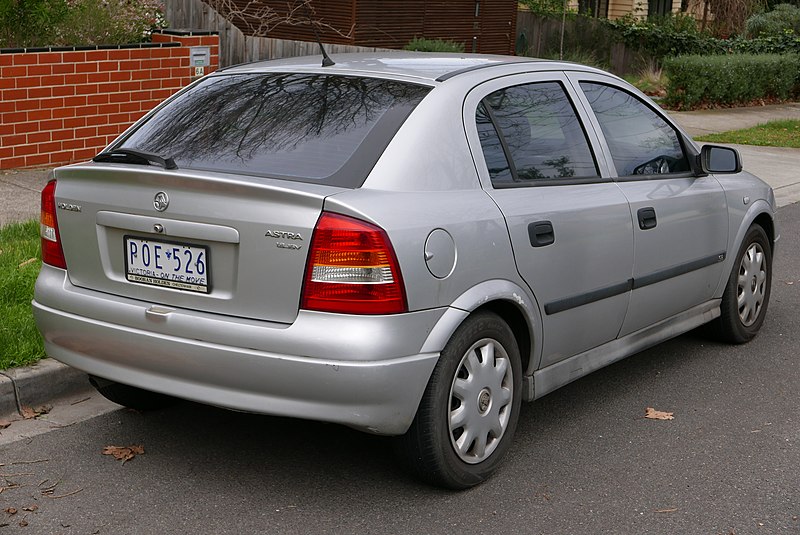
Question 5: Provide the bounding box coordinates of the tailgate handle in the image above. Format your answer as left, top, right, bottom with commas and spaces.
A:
528, 221, 555, 247
145, 305, 174, 321
637, 207, 657, 230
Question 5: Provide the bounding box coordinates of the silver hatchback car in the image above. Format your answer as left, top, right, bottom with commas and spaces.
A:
34, 52, 776, 489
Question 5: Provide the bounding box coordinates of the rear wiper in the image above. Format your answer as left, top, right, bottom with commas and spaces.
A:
93, 148, 178, 170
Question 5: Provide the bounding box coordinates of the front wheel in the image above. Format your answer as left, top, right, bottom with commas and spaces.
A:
713, 224, 772, 344
396, 311, 522, 489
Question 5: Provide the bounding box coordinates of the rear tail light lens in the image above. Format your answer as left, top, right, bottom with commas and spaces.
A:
301, 212, 407, 315
40, 180, 67, 269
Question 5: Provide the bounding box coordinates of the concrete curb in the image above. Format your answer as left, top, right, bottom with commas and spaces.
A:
0, 358, 92, 418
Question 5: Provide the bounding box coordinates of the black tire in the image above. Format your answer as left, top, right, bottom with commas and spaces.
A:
395, 311, 522, 489
89, 375, 176, 411
713, 224, 772, 344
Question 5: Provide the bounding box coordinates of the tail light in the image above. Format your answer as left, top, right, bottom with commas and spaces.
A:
301, 212, 407, 315
40, 180, 67, 269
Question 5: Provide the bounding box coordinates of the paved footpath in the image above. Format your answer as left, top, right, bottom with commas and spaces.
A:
2, 102, 800, 431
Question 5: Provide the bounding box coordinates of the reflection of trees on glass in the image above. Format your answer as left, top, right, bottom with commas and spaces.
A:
476, 102, 513, 181
580, 82, 689, 176
480, 82, 598, 183
122, 74, 429, 180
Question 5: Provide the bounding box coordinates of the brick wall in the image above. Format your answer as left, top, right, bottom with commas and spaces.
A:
0, 31, 219, 170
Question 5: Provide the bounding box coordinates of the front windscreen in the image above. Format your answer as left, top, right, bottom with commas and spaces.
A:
118, 73, 431, 187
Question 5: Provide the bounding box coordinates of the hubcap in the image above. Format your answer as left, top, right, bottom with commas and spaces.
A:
448, 338, 513, 464
737, 242, 767, 327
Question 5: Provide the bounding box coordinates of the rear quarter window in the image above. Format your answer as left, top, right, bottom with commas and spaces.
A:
118, 73, 431, 188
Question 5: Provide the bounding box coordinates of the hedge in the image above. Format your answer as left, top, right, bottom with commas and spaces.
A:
663, 53, 800, 109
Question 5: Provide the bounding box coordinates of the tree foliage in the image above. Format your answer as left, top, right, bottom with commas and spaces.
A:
0, 0, 167, 48
746, 3, 800, 37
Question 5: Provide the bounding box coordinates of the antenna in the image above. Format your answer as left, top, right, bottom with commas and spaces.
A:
304, 2, 335, 67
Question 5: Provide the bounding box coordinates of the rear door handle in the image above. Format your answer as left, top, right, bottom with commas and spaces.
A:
637, 207, 657, 230
528, 221, 555, 247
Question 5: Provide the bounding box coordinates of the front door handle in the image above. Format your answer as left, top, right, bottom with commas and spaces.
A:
637, 207, 657, 230
528, 221, 555, 247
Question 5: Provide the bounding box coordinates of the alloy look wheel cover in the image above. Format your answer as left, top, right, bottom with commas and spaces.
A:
737, 242, 767, 327
448, 338, 513, 464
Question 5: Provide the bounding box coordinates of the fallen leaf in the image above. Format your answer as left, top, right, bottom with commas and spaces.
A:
645, 407, 674, 420
102, 445, 145, 464
18, 258, 37, 268
19, 520, 28, 527
20, 405, 51, 420
22, 506, 38, 512
0, 419, 13, 430
3, 508, 17, 515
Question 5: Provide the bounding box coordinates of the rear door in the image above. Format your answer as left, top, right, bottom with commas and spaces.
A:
570, 75, 729, 336
464, 72, 634, 367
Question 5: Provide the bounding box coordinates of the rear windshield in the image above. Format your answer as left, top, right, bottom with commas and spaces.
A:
117, 73, 431, 188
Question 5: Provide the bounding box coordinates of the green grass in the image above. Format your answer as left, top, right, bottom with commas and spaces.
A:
695, 119, 800, 148
0, 219, 45, 369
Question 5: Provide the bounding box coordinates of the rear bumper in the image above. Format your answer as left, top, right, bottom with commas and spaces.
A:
32, 265, 443, 435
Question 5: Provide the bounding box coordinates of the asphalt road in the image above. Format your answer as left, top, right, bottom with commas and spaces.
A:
2, 203, 799, 534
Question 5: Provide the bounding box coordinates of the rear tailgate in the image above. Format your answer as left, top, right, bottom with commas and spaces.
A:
53, 164, 340, 324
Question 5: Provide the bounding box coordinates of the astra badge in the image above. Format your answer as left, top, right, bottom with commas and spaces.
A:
153, 191, 169, 212
265, 230, 303, 240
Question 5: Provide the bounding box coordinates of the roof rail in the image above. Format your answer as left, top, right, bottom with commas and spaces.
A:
435, 60, 541, 82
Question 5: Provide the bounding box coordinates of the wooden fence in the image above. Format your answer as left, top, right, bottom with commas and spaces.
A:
164, 0, 390, 67
162, 1, 640, 74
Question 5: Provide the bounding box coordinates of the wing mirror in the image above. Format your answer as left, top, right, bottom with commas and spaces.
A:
698, 144, 742, 174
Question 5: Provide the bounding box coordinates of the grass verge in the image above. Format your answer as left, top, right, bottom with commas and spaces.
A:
695, 119, 800, 148
0, 219, 45, 369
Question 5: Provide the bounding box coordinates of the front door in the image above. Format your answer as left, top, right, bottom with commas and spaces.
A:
573, 77, 729, 336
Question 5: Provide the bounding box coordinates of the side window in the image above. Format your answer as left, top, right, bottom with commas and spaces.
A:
476, 102, 513, 182
580, 82, 690, 177
476, 81, 599, 185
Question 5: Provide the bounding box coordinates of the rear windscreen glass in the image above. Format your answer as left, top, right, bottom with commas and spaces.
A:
118, 73, 431, 187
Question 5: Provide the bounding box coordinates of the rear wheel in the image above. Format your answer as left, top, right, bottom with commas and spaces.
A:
714, 224, 772, 343
396, 311, 522, 489
89, 376, 176, 411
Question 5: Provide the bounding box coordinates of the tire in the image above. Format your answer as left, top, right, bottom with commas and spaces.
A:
396, 311, 522, 489
713, 224, 772, 344
89, 375, 176, 411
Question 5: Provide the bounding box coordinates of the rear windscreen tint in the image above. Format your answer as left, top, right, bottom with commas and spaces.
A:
118, 73, 431, 187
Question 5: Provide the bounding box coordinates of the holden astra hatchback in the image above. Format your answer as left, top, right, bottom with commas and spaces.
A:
33, 52, 776, 489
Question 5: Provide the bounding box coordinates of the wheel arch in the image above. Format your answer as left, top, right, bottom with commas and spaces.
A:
420, 279, 543, 383
752, 211, 775, 249
714, 201, 776, 299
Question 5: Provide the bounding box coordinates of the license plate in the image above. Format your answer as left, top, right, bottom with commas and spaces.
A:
124, 236, 210, 293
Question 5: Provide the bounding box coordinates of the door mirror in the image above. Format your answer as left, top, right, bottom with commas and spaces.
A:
700, 145, 742, 174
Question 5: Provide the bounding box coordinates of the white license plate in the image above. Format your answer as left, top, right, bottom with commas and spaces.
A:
124, 236, 210, 293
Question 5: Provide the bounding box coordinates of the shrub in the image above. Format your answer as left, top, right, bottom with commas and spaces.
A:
607, 13, 724, 59
746, 4, 800, 37
663, 53, 800, 108
0, 0, 167, 48
519, 0, 569, 17
404, 37, 465, 53
0, 0, 70, 48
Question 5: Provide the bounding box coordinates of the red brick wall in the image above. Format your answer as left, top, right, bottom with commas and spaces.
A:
0, 32, 219, 170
